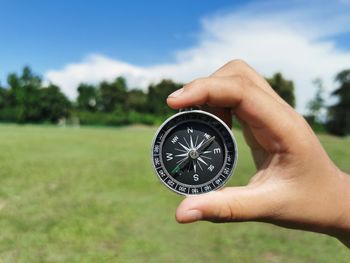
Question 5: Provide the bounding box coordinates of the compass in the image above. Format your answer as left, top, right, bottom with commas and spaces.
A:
151, 109, 238, 195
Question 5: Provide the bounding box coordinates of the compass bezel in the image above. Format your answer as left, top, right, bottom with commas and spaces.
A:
151, 110, 238, 195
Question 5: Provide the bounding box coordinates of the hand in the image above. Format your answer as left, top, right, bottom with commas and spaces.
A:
167, 60, 350, 247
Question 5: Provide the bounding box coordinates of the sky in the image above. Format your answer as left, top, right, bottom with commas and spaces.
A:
1, 0, 350, 112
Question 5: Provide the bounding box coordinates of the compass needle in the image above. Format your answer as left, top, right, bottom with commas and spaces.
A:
196, 139, 205, 149
197, 136, 216, 153
176, 156, 188, 164
172, 155, 191, 174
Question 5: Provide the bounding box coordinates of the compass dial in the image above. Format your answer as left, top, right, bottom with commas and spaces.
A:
151, 110, 237, 195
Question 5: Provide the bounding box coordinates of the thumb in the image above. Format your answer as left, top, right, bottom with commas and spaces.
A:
176, 186, 278, 223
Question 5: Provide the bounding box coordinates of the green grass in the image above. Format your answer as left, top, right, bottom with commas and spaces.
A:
0, 124, 349, 262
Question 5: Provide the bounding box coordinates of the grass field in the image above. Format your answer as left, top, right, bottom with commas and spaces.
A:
0, 124, 349, 262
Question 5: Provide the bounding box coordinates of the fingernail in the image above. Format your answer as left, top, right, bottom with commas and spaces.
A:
168, 88, 184, 98
184, 209, 202, 221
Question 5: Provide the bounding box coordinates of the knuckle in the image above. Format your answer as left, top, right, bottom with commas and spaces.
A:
229, 74, 249, 95
228, 59, 248, 68
230, 74, 245, 88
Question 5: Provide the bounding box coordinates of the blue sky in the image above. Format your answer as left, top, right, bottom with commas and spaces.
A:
1, 0, 350, 112
0, 0, 247, 80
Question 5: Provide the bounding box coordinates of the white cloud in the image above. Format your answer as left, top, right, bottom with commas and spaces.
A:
45, 55, 150, 99
45, 1, 350, 112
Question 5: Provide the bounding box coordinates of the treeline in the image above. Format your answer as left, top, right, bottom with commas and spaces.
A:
0, 66, 349, 136
74, 75, 183, 126
0, 66, 182, 126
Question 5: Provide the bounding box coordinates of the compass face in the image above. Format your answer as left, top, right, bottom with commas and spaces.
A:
151, 110, 237, 195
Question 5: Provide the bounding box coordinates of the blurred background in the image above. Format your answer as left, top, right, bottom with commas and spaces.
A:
0, 0, 349, 262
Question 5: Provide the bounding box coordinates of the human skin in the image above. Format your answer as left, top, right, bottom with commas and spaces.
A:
166, 60, 350, 248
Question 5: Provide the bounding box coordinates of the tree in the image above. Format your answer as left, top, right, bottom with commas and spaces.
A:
77, 84, 98, 112
0, 85, 7, 109
7, 66, 42, 122
39, 84, 71, 122
147, 79, 182, 115
0, 66, 73, 123
126, 89, 147, 112
327, 69, 350, 136
307, 78, 326, 123
267, 73, 296, 107
98, 77, 127, 112
0, 85, 17, 121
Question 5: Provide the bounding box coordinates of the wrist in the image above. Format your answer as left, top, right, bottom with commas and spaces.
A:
325, 171, 350, 247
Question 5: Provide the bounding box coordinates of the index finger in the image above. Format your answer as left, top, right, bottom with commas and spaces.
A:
167, 76, 306, 153
211, 59, 289, 106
